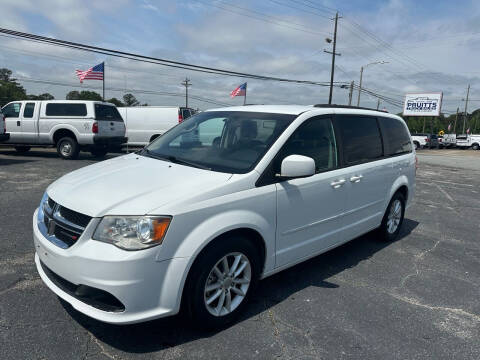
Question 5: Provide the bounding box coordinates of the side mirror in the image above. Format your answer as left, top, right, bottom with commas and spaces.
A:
277, 155, 315, 179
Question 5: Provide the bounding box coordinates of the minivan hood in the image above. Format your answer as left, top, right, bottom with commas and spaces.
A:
47, 153, 232, 217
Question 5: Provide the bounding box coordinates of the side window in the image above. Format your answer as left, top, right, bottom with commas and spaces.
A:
45, 103, 87, 116
23, 103, 35, 118
276, 117, 338, 173
2, 103, 21, 118
380, 117, 412, 156
337, 115, 383, 165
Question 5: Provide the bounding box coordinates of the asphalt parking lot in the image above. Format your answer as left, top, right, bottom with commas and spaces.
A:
1, 147, 479, 360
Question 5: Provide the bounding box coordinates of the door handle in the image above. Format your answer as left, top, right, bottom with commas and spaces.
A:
330, 179, 346, 189
350, 175, 363, 183
16, 120, 21, 126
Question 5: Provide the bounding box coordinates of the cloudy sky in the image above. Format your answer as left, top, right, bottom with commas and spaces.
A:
1, 0, 480, 113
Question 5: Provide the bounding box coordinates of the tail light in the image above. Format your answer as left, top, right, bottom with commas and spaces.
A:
178, 112, 183, 123
92, 122, 98, 134
425, 137, 429, 142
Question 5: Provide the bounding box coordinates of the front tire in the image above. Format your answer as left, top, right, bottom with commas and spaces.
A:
472, 143, 479, 150
56, 137, 79, 160
184, 236, 261, 329
379, 192, 405, 241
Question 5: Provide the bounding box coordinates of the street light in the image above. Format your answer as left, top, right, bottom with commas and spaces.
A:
357, 61, 388, 106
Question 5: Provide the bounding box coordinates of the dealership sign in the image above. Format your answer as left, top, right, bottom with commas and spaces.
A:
403, 92, 443, 117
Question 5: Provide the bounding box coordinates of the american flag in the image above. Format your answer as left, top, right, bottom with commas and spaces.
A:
75, 62, 104, 83
230, 82, 247, 98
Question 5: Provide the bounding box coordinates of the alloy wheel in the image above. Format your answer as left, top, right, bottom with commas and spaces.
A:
203, 252, 251, 317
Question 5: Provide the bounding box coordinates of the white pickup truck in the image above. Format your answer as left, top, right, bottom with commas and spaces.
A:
455, 134, 480, 150
0, 109, 10, 143
410, 133, 428, 150
1, 100, 127, 159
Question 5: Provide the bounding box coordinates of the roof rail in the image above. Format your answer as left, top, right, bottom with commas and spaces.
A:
313, 104, 388, 113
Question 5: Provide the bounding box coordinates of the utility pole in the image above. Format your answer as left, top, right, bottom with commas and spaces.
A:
357, 66, 364, 107
348, 81, 354, 106
181, 78, 192, 108
454, 107, 459, 133
376, 98, 380, 110
324, 12, 341, 105
463, 84, 470, 134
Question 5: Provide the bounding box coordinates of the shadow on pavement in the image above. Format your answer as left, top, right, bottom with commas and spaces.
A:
63, 218, 419, 354
0, 158, 38, 166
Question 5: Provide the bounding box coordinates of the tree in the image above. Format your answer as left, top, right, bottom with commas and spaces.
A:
106, 97, 124, 107
66, 90, 103, 101
0, 68, 27, 107
123, 93, 139, 107
27, 93, 55, 100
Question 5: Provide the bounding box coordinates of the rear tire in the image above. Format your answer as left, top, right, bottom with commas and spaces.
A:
184, 236, 261, 329
378, 192, 405, 241
14, 146, 31, 154
56, 137, 79, 160
90, 147, 108, 158
413, 141, 419, 150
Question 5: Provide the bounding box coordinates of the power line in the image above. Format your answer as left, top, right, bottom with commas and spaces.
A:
14, 76, 232, 107
0, 27, 344, 87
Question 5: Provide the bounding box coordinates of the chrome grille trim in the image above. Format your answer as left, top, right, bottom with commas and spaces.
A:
39, 197, 91, 249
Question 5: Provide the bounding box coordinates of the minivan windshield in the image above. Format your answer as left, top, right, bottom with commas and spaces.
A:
142, 111, 296, 173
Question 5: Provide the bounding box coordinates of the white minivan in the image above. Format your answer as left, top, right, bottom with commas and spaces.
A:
117, 106, 195, 147
33, 105, 416, 328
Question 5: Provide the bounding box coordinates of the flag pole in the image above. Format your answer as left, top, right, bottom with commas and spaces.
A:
102, 62, 105, 102
244, 83, 247, 106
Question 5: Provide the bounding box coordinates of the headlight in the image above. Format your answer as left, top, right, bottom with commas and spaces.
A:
92, 216, 171, 250
38, 192, 48, 220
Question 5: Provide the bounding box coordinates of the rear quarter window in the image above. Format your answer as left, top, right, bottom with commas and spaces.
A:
379, 117, 413, 156
46, 103, 87, 116
94, 104, 123, 122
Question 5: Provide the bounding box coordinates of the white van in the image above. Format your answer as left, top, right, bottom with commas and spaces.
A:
1, 100, 127, 159
34, 105, 415, 328
117, 106, 195, 147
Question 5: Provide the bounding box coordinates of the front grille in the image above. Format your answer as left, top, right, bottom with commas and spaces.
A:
43, 197, 92, 249
58, 206, 91, 228
40, 260, 125, 312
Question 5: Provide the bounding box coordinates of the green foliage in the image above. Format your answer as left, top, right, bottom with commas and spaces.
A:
66, 90, 103, 101
106, 97, 124, 107
123, 93, 139, 107
0, 68, 27, 107
27, 93, 55, 100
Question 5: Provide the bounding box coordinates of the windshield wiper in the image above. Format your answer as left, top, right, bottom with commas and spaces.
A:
140, 149, 172, 162
141, 149, 210, 170
167, 156, 211, 170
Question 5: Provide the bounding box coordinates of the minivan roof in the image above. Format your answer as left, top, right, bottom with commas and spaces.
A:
207, 104, 396, 117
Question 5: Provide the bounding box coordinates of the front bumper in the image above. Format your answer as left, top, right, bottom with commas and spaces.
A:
33, 208, 189, 324
92, 136, 128, 147
0, 133, 10, 142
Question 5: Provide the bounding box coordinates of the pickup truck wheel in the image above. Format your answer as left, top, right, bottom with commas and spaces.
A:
185, 236, 260, 329
413, 141, 419, 150
379, 192, 405, 242
14, 146, 31, 154
57, 137, 79, 160
472, 143, 479, 150
90, 147, 108, 158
